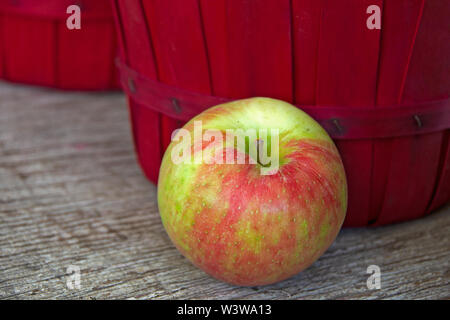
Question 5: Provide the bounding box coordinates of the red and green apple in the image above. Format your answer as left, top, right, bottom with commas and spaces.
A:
157, 97, 347, 286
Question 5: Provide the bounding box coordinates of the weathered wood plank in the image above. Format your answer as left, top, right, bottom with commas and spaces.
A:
0, 81, 448, 299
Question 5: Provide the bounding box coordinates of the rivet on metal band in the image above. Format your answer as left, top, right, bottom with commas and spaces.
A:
413, 115, 423, 128
128, 78, 136, 93
332, 118, 343, 134
171, 97, 182, 114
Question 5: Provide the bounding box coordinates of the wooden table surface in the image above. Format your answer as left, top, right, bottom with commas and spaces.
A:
0, 81, 448, 300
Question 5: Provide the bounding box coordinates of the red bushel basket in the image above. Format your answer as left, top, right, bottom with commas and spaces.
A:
0, 0, 118, 90
111, 0, 450, 227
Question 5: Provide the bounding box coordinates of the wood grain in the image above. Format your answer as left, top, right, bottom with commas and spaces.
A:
0, 81, 448, 300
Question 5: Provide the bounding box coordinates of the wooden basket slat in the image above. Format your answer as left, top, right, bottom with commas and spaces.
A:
2, 15, 57, 86
377, 134, 442, 225
57, 20, 117, 89
291, 0, 322, 105
370, 0, 424, 225
371, 0, 428, 225
427, 131, 450, 212
0, 1, 117, 90
375, 0, 450, 224
115, 0, 162, 183
403, 1, 450, 103
142, 0, 211, 150
315, 0, 382, 226
201, 0, 293, 101
198, 0, 229, 98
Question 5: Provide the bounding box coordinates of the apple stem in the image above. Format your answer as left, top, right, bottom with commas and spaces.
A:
256, 139, 266, 167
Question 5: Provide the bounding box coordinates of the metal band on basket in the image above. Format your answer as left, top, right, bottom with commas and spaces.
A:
117, 59, 450, 140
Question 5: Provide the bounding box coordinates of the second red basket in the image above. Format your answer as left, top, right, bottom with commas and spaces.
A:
0, 0, 118, 90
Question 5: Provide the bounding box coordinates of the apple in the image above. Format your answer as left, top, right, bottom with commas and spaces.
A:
157, 97, 347, 286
